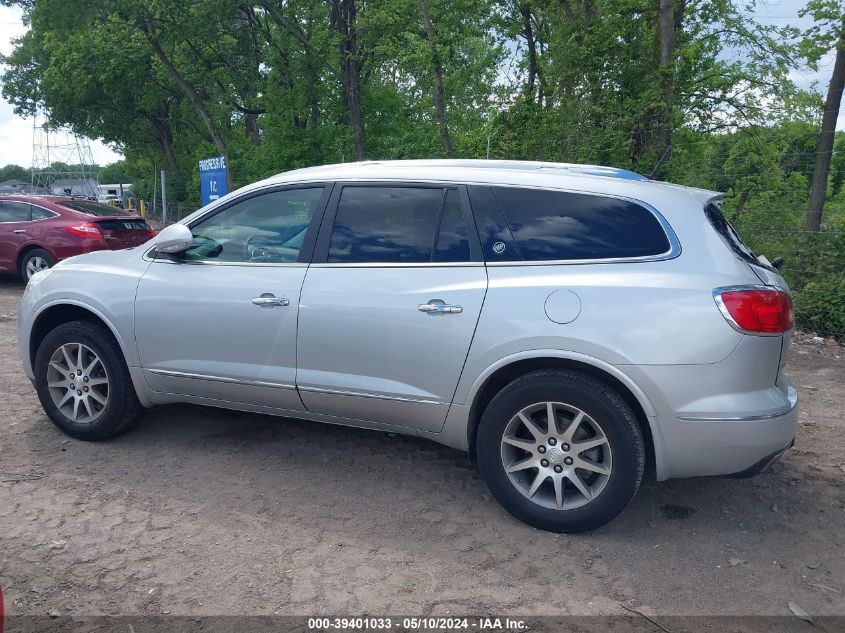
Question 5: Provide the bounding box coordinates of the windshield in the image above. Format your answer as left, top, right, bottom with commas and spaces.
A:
59, 200, 133, 217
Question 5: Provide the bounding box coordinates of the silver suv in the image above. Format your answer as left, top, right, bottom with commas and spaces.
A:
17, 160, 798, 532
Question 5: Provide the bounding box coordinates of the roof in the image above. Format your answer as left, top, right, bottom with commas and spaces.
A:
51, 178, 98, 186
249, 159, 722, 206
0, 194, 77, 202
275, 159, 648, 182
0, 179, 29, 186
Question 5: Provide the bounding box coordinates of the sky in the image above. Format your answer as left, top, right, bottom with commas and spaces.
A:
0, 4, 121, 168
0, 0, 840, 169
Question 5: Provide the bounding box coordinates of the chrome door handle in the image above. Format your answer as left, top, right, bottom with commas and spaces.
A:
418, 300, 462, 314
13, 229, 26, 234
251, 295, 289, 307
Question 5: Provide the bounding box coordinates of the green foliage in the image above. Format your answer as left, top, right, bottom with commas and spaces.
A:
0, 164, 29, 181
794, 274, 845, 337
97, 161, 131, 183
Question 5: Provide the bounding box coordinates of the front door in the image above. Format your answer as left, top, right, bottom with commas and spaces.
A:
296, 184, 487, 432
135, 185, 330, 412
0, 200, 33, 272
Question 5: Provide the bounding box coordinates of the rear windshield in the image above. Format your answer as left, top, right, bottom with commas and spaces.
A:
704, 201, 769, 268
59, 200, 133, 217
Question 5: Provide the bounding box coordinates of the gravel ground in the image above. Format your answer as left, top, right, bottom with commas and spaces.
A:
0, 275, 843, 620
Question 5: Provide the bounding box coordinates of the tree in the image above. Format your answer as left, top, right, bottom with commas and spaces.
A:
98, 162, 131, 183
0, 164, 30, 182
656, 0, 677, 175
332, 0, 366, 160
418, 0, 454, 157
803, 2, 845, 232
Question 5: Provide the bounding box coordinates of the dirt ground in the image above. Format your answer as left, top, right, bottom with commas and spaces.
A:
0, 275, 843, 621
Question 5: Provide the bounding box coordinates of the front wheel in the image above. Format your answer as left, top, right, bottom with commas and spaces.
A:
476, 369, 645, 532
34, 320, 143, 441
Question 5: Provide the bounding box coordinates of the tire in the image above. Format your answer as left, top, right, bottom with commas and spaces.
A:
20, 248, 54, 281
476, 369, 645, 533
33, 320, 143, 441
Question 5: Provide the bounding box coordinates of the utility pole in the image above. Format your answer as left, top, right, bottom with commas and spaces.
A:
151, 164, 157, 218
160, 170, 168, 225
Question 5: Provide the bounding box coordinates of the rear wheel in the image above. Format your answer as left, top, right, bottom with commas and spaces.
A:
34, 321, 142, 440
476, 369, 645, 532
21, 248, 53, 281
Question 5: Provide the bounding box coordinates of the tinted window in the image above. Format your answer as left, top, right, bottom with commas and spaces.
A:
60, 201, 132, 216
184, 188, 323, 263
0, 201, 31, 222
704, 201, 766, 267
493, 187, 671, 261
328, 187, 445, 263
434, 189, 470, 262
31, 205, 56, 220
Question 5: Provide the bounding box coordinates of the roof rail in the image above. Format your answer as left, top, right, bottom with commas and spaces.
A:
286, 159, 648, 182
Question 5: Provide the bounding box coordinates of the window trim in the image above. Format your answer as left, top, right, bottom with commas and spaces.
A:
147, 182, 333, 266
477, 184, 682, 266
0, 200, 34, 224
29, 203, 60, 221
310, 181, 483, 267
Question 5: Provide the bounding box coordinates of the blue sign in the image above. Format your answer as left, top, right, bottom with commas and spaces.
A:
199, 155, 228, 205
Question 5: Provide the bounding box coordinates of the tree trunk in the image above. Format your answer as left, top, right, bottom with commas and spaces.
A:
418, 0, 454, 157
144, 30, 233, 191
236, 8, 262, 147
159, 128, 178, 175
656, 0, 676, 175
520, 3, 537, 98
145, 34, 226, 156
732, 187, 750, 222
806, 18, 845, 233
332, 0, 366, 161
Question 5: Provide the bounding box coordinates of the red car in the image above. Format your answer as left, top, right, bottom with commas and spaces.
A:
0, 195, 155, 280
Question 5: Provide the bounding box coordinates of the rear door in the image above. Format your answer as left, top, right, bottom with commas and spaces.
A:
296, 183, 487, 432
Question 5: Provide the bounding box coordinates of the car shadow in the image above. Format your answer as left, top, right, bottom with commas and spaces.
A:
98, 403, 832, 542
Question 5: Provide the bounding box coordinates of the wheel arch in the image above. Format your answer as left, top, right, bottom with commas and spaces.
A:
464, 352, 661, 475
30, 302, 128, 372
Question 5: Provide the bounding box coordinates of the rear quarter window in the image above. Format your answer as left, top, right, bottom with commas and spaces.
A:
704, 201, 762, 266
492, 187, 671, 261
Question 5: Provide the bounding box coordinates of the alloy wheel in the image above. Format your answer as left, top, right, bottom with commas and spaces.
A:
25, 256, 49, 279
500, 401, 612, 510
46, 342, 109, 424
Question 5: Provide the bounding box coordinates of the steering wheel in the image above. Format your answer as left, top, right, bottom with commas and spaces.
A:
244, 234, 272, 262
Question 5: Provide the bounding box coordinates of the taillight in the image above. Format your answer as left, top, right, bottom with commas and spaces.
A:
714, 286, 794, 334
147, 224, 156, 237
65, 223, 102, 239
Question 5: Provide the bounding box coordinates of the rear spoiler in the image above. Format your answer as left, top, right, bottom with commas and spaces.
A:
689, 188, 723, 206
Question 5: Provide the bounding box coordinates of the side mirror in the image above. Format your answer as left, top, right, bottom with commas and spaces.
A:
154, 224, 193, 254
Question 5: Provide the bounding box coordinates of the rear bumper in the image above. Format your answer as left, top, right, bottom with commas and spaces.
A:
677, 385, 796, 479
655, 394, 797, 479
617, 336, 799, 480
725, 437, 794, 478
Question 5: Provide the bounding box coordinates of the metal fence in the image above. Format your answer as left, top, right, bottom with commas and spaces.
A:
141, 201, 200, 229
